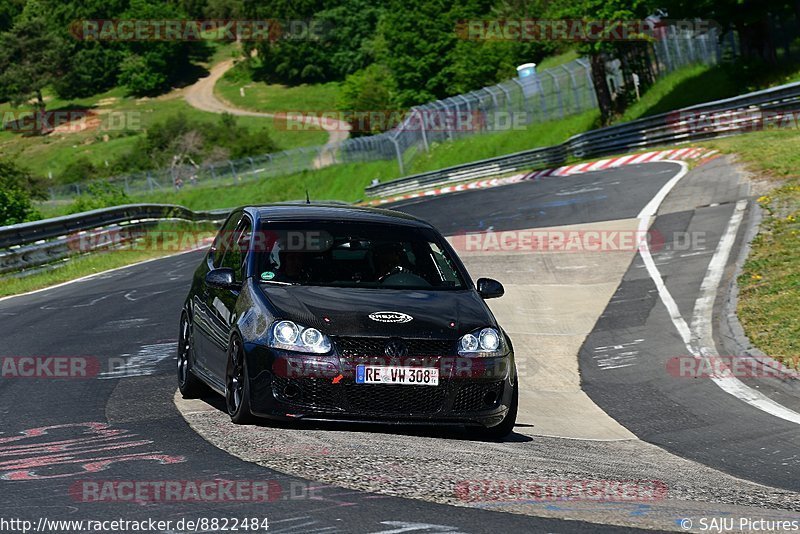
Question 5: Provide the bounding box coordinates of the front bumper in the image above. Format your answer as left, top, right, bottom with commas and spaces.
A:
244, 343, 515, 428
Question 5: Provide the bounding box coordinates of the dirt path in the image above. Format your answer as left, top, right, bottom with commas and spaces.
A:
183, 59, 350, 168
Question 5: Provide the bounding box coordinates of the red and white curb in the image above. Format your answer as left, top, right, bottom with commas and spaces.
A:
365, 147, 719, 206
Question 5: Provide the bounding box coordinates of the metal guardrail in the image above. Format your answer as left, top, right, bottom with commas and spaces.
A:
0, 220, 163, 275
0, 205, 230, 275
366, 80, 800, 197
0, 204, 229, 250
364, 145, 567, 197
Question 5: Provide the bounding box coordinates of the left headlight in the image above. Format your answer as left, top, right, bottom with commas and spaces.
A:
458, 327, 504, 357
268, 320, 332, 354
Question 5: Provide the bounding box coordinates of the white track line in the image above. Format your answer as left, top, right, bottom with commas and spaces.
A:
636, 163, 800, 425
636, 162, 695, 345
691, 200, 800, 424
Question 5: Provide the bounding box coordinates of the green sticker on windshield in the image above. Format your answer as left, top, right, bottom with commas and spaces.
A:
260, 271, 275, 281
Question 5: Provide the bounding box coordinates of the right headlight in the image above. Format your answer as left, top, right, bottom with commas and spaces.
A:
458, 327, 505, 357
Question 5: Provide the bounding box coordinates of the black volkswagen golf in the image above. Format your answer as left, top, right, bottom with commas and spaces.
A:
178, 204, 518, 438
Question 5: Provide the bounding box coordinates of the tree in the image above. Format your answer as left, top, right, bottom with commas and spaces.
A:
339, 64, 398, 134
374, 0, 459, 107
660, 0, 791, 65
0, 159, 41, 225
52, 46, 125, 100
247, 0, 384, 84
0, 0, 24, 32
117, 0, 211, 96
42, 0, 129, 99
545, 0, 656, 123
0, 1, 65, 118
204, 0, 244, 18
118, 52, 169, 96
374, 0, 526, 107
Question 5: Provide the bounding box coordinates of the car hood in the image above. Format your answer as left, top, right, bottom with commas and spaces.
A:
257, 285, 495, 338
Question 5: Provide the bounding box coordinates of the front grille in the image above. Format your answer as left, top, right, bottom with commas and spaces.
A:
272, 375, 448, 414
343, 383, 447, 414
452, 381, 504, 411
334, 337, 455, 357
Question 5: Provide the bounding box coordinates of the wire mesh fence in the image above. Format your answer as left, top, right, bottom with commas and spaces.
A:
653, 25, 723, 74
48, 26, 725, 201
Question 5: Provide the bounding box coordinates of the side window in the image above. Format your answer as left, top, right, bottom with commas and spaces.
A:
428, 242, 460, 284
220, 217, 252, 283
211, 212, 242, 269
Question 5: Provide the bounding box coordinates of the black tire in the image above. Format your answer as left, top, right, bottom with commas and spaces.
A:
470, 378, 518, 440
177, 313, 208, 399
225, 336, 257, 424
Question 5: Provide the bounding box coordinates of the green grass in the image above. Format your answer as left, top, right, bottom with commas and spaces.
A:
216, 68, 342, 114
408, 111, 599, 171
536, 50, 581, 70
737, 183, 800, 369
208, 41, 241, 66
701, 132, 800, 368
619, 64, 741, 122
705, 130, 800, 180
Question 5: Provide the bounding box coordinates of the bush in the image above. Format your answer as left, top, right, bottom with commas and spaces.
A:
59, 156, 100, 184
118, 52, 168, 96
0, 158, 41, 225
339, 64, 398, 134
67, 182, 130, 214
121, 112, 278, 171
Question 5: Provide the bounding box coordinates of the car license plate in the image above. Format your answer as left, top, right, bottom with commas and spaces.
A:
355, 365, 439, 386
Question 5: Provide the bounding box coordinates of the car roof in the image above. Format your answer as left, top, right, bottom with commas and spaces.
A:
244, 203, 432, 228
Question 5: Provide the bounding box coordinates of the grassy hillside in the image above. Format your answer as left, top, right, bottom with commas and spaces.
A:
0, 87, 330, 181
216, 67, 343, 114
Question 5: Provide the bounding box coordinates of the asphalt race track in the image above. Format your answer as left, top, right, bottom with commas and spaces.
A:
1, 157, 799, 533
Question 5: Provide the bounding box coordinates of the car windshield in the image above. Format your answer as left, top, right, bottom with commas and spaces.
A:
254, 221, 466, 290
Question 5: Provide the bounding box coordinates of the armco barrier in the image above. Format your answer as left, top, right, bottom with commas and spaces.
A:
365, 80, 800, 197
0, 204, 230, 250
364, 145, 566, 197
0, 220, 162, 274
0, 205, 230, 275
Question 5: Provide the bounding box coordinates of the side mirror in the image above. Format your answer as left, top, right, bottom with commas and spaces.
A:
477, 277, 504, 299
205, 268, 239, 290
